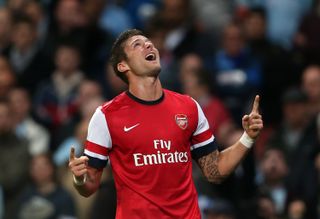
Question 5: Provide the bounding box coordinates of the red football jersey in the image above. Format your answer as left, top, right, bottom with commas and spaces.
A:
84, 89, 217, 219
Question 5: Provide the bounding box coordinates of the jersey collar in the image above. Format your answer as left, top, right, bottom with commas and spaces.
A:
126, 90, 164, 105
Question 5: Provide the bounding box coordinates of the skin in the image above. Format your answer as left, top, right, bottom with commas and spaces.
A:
69, 34, 263, 197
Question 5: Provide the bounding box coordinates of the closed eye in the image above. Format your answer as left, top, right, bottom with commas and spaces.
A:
133, 42, 141, 48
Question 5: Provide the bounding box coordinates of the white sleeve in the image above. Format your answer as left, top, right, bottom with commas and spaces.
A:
190, 99, 215, 151
84, 106, 112, 161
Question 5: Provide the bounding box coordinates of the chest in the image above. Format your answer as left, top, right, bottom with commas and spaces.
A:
106, 103, 197, 154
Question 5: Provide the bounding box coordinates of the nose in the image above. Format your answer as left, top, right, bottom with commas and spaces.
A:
145, 41, 153, 49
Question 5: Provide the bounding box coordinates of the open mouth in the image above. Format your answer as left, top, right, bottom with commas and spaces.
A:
145, 52, 156, 61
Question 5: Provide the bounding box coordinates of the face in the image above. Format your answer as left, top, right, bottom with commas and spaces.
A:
302, 67, 320, 101
8, 88, 30, 120
24, 1, 43, 23
12, 22, 36, 51
77, 80, 102, 106
30, 155, 54, 185
223, 25, 244, 56
56, 0, 84, 28
244, 13, 266, 40
261, 149, 288, 182
55, 46, 80, 74
162, 0, 188, 28
283, 102, 308, 128
120, 35, 161, 79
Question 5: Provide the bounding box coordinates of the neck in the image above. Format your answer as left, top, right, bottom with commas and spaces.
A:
128, 76, 163, 101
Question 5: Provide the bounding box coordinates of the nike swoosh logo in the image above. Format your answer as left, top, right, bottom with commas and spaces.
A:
124, 123, 140, 132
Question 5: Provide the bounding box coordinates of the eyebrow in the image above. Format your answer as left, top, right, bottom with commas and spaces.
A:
130, 38, 150, 46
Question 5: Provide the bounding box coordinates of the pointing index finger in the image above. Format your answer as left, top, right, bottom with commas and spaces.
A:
69, 146, 75, 161
251, 95, 260, 113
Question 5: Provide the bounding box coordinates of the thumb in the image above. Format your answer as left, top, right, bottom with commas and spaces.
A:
69, 146, 75, 161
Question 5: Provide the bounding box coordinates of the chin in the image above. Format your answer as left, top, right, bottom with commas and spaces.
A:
150, 66, 161, 77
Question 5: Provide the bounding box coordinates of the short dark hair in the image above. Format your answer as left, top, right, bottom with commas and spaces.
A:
109, 29, 145, 84
14, 14, 36, 30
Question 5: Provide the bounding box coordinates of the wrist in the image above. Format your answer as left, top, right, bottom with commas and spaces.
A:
239, 131, 255, 149
73, 174, 87, 186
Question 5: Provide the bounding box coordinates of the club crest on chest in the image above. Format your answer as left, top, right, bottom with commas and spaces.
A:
175, 114, 188, 130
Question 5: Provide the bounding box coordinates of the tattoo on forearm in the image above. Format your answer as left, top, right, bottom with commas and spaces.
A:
197, 150, 228, 184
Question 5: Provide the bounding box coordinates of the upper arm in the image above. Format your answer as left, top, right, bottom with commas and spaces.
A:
190, 99, 217, 160
84, 106, 112, 169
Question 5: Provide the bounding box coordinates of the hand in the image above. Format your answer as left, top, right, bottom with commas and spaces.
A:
242, 95, 263, 139
69, 147, 89, 182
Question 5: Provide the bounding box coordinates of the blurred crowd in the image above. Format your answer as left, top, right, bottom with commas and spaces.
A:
0, 0, 320, 219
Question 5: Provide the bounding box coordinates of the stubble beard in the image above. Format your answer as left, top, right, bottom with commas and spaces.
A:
149, 66, 161, 77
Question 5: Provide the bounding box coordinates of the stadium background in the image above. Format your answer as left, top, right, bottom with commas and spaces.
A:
0, 0, 320, 218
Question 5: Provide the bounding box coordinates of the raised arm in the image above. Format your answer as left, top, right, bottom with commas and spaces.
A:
197, 95, 263, 184
69, 147, 103, 197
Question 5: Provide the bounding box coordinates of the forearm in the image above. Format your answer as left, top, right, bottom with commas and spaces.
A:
73, 167, 102, 197
218, 141, 249, 177
197, 140, 250, 184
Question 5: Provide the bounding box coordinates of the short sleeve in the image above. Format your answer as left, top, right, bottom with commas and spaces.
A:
190, 100, 217, 160
84, 106, 112, 169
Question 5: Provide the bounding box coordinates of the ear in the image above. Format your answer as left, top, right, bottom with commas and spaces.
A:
117, 61, 130, 73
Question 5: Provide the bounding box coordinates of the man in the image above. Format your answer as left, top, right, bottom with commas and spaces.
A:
69, 29, 263, 218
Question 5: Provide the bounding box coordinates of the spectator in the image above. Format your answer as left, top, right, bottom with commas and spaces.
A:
256, 193, 279, 219
154, 0, 214, 59
23, 0, 50, 47
267, 87, 318, 218
14, 153, 76, 219
6, 0, 28, 16
53, 79, 105, 148
0, 99, 30, 219
0, 7, 13, 55
179, 53, 240, 147
237, 0, 313, 49
257, 148, 288, 216
294, 0, 320, 64
207, 22, 262, 124
286, 199, 307, 219
34, 42, 84, 150
43, 0, 86, 63
0, 56, 16, 99
78, 0, 114, 79
45, 0, 111, 79
9, 15, 52, 95
8, 87, 50, 156
301, 65, 320, 117
243, 7, 293, 126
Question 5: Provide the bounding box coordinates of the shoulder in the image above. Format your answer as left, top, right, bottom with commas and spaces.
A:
164, 89, 196, 105
100, 92, 129, 113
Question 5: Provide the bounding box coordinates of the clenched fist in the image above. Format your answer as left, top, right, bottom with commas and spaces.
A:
69, 147, 89, 185
242, 95, 263, 139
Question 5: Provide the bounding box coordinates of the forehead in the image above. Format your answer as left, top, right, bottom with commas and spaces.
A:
125, 35, 148, 46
